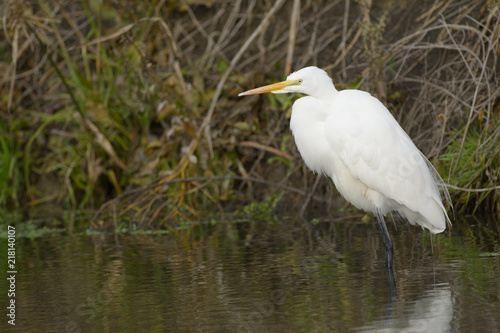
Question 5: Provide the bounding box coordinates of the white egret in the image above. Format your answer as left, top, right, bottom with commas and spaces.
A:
239, 66, 451, 268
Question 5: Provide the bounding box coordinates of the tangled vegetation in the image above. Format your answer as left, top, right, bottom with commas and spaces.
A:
1, 0, 499, 229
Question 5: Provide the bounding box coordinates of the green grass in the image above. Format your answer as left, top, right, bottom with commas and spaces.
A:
440, 113, 500, 215
0, 123, 20, 206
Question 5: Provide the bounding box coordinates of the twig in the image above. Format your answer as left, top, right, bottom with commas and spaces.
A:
195, 0, 287, 157
323, 28, 361, 72
300, 173, 322, 220
239, 141, 294, 160
445, 184, 500, 192
285, 0, 300, 74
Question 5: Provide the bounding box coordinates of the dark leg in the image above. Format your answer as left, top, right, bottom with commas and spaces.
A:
384, 265, 397, 325
375, 210, 394, 268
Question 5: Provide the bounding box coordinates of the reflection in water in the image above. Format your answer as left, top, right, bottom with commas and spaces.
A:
8, 218, 500, 332
405, 286, 453, 333
357, 284, 453, 332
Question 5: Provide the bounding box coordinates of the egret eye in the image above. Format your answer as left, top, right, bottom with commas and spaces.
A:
298, 79, 303, 84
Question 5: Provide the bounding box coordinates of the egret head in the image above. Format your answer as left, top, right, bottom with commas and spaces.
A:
239, 66, 337, 98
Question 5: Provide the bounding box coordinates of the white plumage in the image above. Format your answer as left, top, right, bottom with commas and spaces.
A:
239, 66, 452, 267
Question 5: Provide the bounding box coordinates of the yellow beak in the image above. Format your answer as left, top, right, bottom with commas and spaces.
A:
238, 79, 300, 96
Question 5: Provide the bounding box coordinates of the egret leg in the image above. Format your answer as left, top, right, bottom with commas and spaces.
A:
375, 210, 394, 268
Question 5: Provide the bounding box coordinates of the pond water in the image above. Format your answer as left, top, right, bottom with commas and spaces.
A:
1, 215, 499, 332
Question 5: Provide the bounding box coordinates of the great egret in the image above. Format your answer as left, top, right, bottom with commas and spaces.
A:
239, 66, 451, 268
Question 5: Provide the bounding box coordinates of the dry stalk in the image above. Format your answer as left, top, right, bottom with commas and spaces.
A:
285, 0, 301, 74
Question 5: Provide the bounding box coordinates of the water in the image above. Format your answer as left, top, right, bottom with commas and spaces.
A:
1, 216, 499, 332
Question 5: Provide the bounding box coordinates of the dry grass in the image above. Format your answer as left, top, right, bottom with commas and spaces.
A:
0, 0, 498, 228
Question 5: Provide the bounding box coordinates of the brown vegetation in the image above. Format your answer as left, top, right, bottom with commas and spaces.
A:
1, 0, 499, 228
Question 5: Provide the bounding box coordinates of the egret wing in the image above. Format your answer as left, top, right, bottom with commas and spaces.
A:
324, 91, 447, 232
